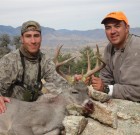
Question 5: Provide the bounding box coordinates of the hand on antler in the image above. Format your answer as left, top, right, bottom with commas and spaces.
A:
53, 44, 106, 86
74, 74, 83, 82
75, 44, 106, 84
90, 75, 105, 92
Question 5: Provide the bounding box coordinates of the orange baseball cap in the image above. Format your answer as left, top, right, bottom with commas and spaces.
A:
101, 11, 128, 25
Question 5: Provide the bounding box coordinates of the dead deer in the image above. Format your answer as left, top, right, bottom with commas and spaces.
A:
0, 83, 92, 135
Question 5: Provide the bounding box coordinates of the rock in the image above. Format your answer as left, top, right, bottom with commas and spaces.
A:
82, 99, 140, 135
89, 100, 118, 128
63, 116, 88, 135
87, 85, 110, 102
63, 99, 140, 135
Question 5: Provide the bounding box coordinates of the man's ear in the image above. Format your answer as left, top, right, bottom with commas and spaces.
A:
125, 24, 130, 33
125, 23, 130, 29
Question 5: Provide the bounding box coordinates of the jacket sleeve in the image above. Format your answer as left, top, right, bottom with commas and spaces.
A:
0, 54, 18, 96
112, 47, 140, 102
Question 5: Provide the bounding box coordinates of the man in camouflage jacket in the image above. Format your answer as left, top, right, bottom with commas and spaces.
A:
0, 20, 67, 113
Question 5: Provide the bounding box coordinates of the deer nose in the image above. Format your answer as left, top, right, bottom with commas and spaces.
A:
82, 99, 94, 115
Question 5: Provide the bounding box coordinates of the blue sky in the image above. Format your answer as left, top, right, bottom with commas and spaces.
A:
1, 0, 140, 30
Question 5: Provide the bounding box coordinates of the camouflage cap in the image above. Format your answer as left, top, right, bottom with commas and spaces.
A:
21, 20, 41, 35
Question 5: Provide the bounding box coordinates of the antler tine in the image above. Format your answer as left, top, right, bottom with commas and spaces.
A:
85, 61, 106, 78
95, 44, 102, 66
53, 44, 63, 64
87, 50, 91, 73
96, 44, 99, 55
54, 45, 76, 81
84, 44, 106, 78
56, 57, 76, 68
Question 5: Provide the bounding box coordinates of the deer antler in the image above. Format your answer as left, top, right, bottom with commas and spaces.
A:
53, 44, 106, 84
53, 45, 76, 81
41, 45, 75, 93
84, 44, 106, 78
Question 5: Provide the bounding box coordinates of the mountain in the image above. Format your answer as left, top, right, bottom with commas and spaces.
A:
0, 25, 140, 47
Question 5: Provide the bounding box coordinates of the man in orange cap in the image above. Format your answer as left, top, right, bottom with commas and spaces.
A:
90, 11, 140, 102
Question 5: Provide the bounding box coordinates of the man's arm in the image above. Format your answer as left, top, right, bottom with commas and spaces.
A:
112, 62, 140, 102
99, 42, 140, 102
0, 54, 18, 113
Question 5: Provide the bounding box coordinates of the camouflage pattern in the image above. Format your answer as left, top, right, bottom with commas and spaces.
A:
0, 47, 10, 59
0, 49, 67, 101
21, 20, 41, 35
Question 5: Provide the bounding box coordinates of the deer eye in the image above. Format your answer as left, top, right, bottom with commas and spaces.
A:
72, 90, 79, 94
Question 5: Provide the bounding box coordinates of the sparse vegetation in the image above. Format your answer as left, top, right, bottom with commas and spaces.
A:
12, 35, 21, 49
0, 34, 11, 47
57, 46, 100, 76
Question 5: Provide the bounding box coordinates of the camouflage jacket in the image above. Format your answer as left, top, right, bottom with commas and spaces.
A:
0, 49, 67, 101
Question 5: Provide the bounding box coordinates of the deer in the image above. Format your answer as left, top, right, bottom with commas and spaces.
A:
0, 45, 105, 135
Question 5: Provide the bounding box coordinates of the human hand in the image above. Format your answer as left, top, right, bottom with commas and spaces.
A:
90, 75, 104, 92
0, 96, 10, 114
74, 74, 83, 82
85, 76, 91, 85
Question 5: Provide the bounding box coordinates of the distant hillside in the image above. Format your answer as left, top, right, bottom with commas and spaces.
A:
0, 25, 140, 47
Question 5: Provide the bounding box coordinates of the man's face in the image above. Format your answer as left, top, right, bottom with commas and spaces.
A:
104, 19, 129, 49
21, 30, 42, 55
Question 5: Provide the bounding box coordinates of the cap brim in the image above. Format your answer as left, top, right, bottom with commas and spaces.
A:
101, 17, 122, 24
